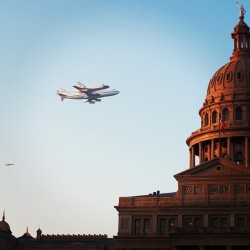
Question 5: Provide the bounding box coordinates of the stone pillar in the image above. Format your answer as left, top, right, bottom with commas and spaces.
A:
208, 143, 211, 161
152, 214, 157, 235
199, 142, 203, 165
204, 214, 208, 227
230, 213, 235, 227
245, 136, 249, 167
227, 137, 231, 158
178, 214, 182, 228
190, 146, 195, 168
211, 139, 214, 159
189, 147, 192, 168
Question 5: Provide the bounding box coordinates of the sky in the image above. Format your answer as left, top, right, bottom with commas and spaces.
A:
0, 0, 248, 238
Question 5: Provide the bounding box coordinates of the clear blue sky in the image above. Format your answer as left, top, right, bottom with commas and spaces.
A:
0, 0, 247, 238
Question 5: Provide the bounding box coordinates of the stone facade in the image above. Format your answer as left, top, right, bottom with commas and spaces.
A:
115, 7, 250, 250
0, 224, 117, 250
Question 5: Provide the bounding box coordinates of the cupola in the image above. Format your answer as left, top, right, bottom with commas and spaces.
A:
0, 211, 12, 234
21, 227, 33, 238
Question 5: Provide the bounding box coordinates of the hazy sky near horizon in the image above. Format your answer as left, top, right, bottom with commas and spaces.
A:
0, 0, 248, 238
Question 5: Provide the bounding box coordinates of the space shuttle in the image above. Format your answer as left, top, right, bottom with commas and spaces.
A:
72, 82, 109, 93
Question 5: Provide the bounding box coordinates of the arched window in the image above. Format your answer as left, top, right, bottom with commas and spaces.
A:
237, 72, 243, 80
226, 71, 233, 81
235, 106, 242, 120
222, 108, 230, 121
212, 111, 217, 124
235, 152, 244, 165
205, 113, 209, 126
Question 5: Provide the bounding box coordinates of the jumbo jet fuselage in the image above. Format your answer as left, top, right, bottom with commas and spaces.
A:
57, 88, 119, 104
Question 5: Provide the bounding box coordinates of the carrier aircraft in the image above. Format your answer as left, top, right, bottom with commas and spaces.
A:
57, 84, 119, 104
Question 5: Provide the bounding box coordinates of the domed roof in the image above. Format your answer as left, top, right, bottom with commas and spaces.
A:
205, 14, 250, 104
0, 212, 12, 234
206, 58, 250, 102
20, 227, 33, 238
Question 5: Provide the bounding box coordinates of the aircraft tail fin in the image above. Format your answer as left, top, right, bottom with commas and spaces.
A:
57, 88, 70, 101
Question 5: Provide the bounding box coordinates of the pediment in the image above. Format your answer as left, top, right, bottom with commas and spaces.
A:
174, 158, 250, 180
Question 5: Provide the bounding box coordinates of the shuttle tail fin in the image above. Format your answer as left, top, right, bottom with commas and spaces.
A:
77, 82, 85, 88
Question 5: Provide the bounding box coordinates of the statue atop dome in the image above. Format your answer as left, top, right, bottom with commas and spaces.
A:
237, 2, 246, 18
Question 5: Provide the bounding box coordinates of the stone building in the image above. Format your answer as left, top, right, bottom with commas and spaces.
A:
115, 6, 250, 250
1, 5, 250, 250
0, 212, 117, 250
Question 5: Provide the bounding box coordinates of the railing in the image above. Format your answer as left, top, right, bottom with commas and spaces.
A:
170, 227, 250, 234
118, 196, 179, 207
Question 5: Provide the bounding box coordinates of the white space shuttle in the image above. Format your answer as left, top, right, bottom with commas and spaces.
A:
72, 82, 110, 93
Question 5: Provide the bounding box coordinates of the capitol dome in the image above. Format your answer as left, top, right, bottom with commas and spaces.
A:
0, 212, 12, 234
186, 9, 250, 168
206, 14, 250, 105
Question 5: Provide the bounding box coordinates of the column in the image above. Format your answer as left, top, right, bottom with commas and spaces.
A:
199, 142, 202, 165
227, 137, 231, 159
211, 139, 214, 159
190, 146, 195, 168
208, 143, 211, 161
189, 147, 192, 168
177, 214, 182, 228
245, 136, 249, 167
152, 214, 157, 235
230, 214, 235, 227
204, 214, 208, 227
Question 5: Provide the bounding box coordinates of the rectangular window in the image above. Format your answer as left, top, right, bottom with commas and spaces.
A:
183, 216, 203, 228
211, 218, 218, 228
209, 216, 230, 228
144, 219, 151, 235
135, 219, 141, 235
247, 218, 250, 227
159, 218, 167, 235
221, 218, 229, 227
169, 218, 175, 228
184, 218, 193, 227
235, 215, 250, 227
134, 217, 151, 235
158, 216, 177, 235
195, 217, 202, 227
237, 217, 245, 227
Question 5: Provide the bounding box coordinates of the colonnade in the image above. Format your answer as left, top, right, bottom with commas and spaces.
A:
189, 136, 250, 168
